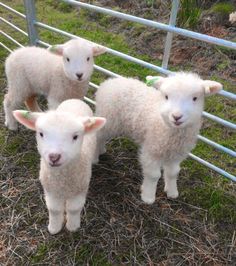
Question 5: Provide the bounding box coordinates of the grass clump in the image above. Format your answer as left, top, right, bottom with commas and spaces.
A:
178, 0, 202, 29
211, 2, 235, 16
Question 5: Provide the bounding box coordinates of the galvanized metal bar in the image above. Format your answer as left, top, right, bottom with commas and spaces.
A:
198, 135, 236, 157
0, 30, 24, 47
0, 41, 13, 52
24, 0, 38, 45
0, 17, 28, 36
35, 21, 172, 75
189, 153, 236, 182
84, 96, 96, 105
162, 0, 179, 69
203, 111, 236, 130
61, 0, 236, 50
0, 2, 26, 19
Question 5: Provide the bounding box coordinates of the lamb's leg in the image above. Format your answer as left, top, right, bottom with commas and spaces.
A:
66, 194, 86, 232
3, 93, 21, 130
163, 162, 180, 199
93, 131, 107, 164
140, 149, 161, 204
47, 97, 60, 110
45, 193, 65, 234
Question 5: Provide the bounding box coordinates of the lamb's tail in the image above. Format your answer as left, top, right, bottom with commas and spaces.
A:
25, 95, 42, 112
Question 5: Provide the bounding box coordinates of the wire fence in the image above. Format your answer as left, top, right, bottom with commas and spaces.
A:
0, 0, 235, 181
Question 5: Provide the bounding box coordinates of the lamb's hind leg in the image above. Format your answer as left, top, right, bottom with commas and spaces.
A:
140, 148, 161, 204
3, 92, 22, 130
93, 131, 107, 164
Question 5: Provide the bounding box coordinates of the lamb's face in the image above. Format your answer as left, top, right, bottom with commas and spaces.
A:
36, 112, 85, 167
159, 79, 205, 128
49, 39, 106, 82
147, 73, 223, 129
13, 109, 106, 168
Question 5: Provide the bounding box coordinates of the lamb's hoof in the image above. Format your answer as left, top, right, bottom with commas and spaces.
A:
5, 121, 18, 131
166, 190, 179, 199
141, 192, 155, 204
66, 221, 80, 232
48, 224, 63, 235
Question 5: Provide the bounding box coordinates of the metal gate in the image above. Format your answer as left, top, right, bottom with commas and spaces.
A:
0, 0, 235, 181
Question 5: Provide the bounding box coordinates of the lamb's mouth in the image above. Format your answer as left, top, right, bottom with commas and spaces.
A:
173, 121, 183, 126
49, 163, 62, 167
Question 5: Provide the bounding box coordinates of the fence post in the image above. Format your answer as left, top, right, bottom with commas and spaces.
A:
162, 0, 179, 70
24, 0, 38, 45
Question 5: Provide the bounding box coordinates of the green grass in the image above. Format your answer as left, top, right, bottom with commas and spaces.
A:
211, 2, 235, 16
0, 0, 236, 264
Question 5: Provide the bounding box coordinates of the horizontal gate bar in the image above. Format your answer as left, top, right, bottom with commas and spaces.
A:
0, 2, 26, 19
189, 153, 236, 182
0, 17, 28, 36
0, 41, 13, 52
1, 30, 24, 47
62, 0, 236, 50
202, 112, 236, 130
198, 135, 236, 157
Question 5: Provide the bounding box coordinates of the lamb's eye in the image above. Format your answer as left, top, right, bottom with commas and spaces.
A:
193, 97, 197, 101
87, 57, 90, 62
165, 95, 168, 100
39, 132, 43, 137
66, 57, 70, 62
73, 135, 78, 141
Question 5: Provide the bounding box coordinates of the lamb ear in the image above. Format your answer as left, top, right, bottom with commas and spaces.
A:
146, 75, 166, 89
48, 44, 64, 56
82, 117, 106, 134
202, 80, 223, 95
92, 45, 107, 56
13, 110, 42, 130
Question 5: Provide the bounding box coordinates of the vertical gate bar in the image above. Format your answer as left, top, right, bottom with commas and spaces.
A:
162, 0, 179, 69
24, 0, 38, 45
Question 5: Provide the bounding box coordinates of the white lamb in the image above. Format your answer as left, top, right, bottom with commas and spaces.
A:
4, 38, 106, 130
95, 73, 222, 204
13, 99, 106, 234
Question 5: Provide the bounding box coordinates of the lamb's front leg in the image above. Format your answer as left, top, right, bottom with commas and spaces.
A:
45, 193, 65, 234
66, 194, 86, 232
163, 161, 181, 199
140, 149, 161, 204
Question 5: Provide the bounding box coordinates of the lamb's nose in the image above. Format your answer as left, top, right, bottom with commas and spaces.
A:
49, 153, 61, 163
76, 73, 83, 79
172, 114, 183, 121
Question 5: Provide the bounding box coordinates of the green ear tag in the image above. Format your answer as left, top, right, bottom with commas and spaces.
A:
22, 110, 30, 119
146, 76, 160, 87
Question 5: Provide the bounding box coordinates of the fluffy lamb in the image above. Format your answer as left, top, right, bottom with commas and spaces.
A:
13, 99, 106, 234
4, 38, 106, 130
95, 73, 222, 204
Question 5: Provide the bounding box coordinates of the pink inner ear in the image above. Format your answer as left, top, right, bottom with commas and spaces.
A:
84, 117, 106, 133
13, 111, 36, 130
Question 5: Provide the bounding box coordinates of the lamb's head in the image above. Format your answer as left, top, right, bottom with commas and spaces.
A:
146, 72, 222, 128
13, 110, 106, 168
49, 39, 106, 82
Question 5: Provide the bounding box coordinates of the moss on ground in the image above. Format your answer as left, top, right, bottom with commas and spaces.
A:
0, 0, 235, 264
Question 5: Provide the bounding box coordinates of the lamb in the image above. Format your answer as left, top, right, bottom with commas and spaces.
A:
95, 73, 222, 204
4, 38, 106, 130
13, 99, 106, 234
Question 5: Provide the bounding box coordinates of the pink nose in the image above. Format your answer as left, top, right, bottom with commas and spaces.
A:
172, 114, 183, 121
49, 153, 61, 164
